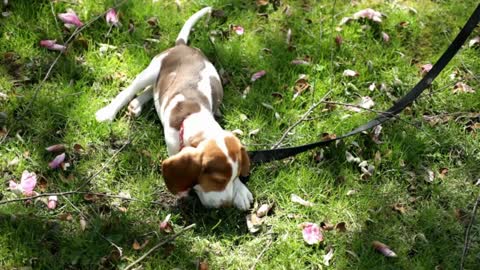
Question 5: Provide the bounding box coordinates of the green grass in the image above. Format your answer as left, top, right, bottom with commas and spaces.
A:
1, 0, 480, 269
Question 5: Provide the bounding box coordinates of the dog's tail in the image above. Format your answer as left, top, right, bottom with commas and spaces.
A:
176, 7, 212, 46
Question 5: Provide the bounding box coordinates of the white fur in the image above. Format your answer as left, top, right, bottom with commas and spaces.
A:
176, 7, 212, 44
128, 86, 153, 117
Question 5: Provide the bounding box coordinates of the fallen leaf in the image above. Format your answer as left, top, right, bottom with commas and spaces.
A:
251, 70, 266, 82
399, 21, 409, 28
45, 144, 66, 153
322, 133, 337, 141
246, 213, 263, 233
381, 32, 390, 43
353, 8, 383, 22
371, 125, 382, 144
73, 143, 85, 153
347, 190, 357, 196
256, 203, 272, 218
372, 241, 397, 257
346, 96, 375, 112
320, 221, 334, 231
339, 17, 352, 25
335, 222, 347, 232
132, 239, 141, 250
392, 203, 406, 214
49, 153, 66, 169
80, 216, 87, 231
291, 194, 314, 207
293, 74, 310, 99
420, 64, 432, 76
343, 69, 359, 77
286, 28, 292, 45
248, 128, 260, 136
438, 168, 448, 179
469, 36, 480, 47
323, 247, 334, 266
425, 169, 435, 183
256, 0, 269, 6
301, 222, 323, 245
58, 212, 73, 221
369, 82, 376, 91
345, 151, 361, 163
232, 129, 244, 136
291, 59, 310, 65
146, 17, 158, 27
335, 35, 343, 46
198, 260, 209, 270
271, 92, 284, 99
453, 82, 475, 94
242, 86, 251, 98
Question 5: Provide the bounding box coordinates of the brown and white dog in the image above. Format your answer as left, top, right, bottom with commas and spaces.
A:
95, 7, 253, 210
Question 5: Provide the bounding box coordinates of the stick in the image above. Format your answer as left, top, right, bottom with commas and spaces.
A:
124, 224, 196, 270
460, 193, 480, 270
0, 190, 165, 206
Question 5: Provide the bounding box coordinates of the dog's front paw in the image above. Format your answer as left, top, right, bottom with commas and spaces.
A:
95, 106, 117, 122
128, 98, 143, 117
233, 181, 253, 211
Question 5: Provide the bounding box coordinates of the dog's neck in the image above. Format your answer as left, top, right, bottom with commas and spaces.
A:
182, 108, 224, 148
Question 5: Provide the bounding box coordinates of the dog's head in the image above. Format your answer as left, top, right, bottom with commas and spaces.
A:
161, 132, 250, 206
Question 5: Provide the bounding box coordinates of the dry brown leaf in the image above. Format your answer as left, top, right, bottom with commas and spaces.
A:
320, 221, 334, 231
246, 213, 263, 233
323, 247, 334, 266
322, 133, 337, 141
58, 212, 73, 221
146, 17, 158, 27
438, 168, 448, 179
45, 144, 66, 153
335, 222, 347, 232
293, 74, 310, 99
256, 203, 272, 218
73, 143, 84, 153
453, 82, 475, 94
392, 203, 406, 214
372, 241, 397, 257
80, 216, 87, 231
198, 260, 209, 270
256, 0, 269, 6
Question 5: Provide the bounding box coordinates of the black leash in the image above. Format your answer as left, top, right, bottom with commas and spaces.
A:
248, 4, 480, 164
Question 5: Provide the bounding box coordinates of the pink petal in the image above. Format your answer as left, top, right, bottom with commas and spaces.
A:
382, 32, 390, 43
106, 8, 120, 27
251, 70, 266, 82
233, 25, 244, 35
9, 180, 19, 190
49, 153, 66, 169
420, 64, 433, 76
20, 170, 37, 195
58, 11, 83, 27
343, 69, 359, 77
48, 196, 58, 209
40, 40, 66, 52
353, 8, 382, 22
301, 223, 323, 245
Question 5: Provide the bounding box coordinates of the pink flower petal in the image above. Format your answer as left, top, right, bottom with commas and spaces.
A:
301, 223, 323, 245
106, 8, 120, 27
40, 40, 66, 52
233, 25, 244, 35
48, 196, 58, 209
343, 69, 359, 77
49, 153, 66, 169
382, 32, 390, 43
58, 10, 83, 27
353, 8, 383, 22
20, 170, 37, 195
251, 70, 266, 82
420, 64, 433, 76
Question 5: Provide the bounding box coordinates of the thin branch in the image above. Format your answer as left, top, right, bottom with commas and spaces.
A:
124, 224, 196, 270
0, 190, 165, 206
460, 193, 480, 270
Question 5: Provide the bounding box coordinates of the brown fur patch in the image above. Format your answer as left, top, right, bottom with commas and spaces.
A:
197, 140, 232, 192
161, 147, 202, 194
224, 135, 250, 177
156, 45, 211, 115
169, 100, 201, 130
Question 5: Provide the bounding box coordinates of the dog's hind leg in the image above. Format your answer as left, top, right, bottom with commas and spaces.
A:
128, 86, 153, 117
95, 53, 167, 122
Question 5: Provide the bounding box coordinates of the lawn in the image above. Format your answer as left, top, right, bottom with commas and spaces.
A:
1, 0, 479, 269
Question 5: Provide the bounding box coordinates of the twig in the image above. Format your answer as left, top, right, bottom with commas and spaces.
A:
124, 224, 196, 270
0, 190, 165, 206
24, 0, 129, 114
249, 238, 273, 270
62, 195, 123, 256
460, 193, 480, 270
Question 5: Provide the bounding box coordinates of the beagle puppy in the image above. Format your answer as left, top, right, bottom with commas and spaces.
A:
95, 7, 253, 210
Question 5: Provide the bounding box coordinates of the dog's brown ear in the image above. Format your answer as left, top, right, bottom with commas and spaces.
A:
240, 147, 250, 177
161, 147, 202, 194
